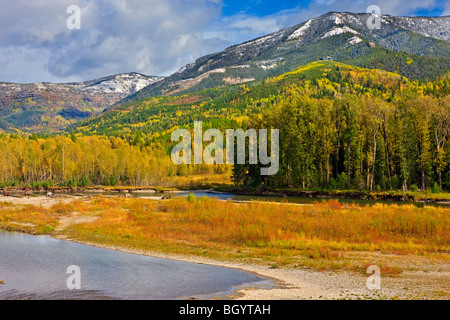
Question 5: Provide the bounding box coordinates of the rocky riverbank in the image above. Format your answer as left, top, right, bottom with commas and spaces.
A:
0, 186, 163, 197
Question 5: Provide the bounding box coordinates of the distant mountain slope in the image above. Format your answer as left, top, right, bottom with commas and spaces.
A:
116, 12, 450, 106
0, 73, 163, 132
70, 60, 449, 139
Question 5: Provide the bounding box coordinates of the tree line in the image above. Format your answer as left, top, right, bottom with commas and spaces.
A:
0, 134, 176, 187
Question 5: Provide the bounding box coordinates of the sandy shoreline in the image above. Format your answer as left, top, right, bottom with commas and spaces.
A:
1, 195, 449, 300
0, 195, 77, 208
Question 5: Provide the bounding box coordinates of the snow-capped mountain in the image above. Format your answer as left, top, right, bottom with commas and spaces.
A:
0, 73, 163, 131
120, 11, 450, 103
67, 73, 163, 94
1, 11, 449, 132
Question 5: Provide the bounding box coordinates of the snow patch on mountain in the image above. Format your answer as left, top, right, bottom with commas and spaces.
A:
329, 12, 344, 25
237, 33, 277, 48
67, 73, 163, 95
347, 36, 363, 45
288, 19, 313, 40
321, 26, 359, 39
257, 59, 280, 70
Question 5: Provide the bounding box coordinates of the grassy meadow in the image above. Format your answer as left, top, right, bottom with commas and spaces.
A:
0, 195, 448, 273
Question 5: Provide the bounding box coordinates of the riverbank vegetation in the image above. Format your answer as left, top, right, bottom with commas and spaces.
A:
216, 185, 450, 203
1, 195, 448, 272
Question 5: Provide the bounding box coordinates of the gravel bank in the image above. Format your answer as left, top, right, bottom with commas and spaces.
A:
52, 237, 449, 300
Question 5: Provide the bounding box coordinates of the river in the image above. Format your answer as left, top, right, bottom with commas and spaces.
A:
0, 230, 269, 300
28, 189, 449, 208
153, 190, 450, 208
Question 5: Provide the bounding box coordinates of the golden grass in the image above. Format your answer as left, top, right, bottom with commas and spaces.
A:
0, 203, 55, 233
73, 197, 449, 270
1, 196, 448, 272
121, 197, 447, 250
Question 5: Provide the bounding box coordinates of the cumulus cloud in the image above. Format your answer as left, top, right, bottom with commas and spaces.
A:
0, 0, 222, 82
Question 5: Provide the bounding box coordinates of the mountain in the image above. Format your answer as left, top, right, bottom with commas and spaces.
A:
117, 12, 450, 105
2, 11, 449, 133
70, 60, 449, 138
0, 73, 163, 132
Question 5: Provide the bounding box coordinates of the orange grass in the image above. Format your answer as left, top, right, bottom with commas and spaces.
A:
1, 196, 448, 270
69, 197, 449, 260
0, 203, 58, 233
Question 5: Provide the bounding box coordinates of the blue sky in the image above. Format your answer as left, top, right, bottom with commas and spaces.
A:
0, 0, 448, 83
220, 0, 449, 17
222, 0, 304, 16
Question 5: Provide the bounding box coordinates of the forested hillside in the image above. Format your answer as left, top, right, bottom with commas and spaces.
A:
1, 61, 448, 193
243, 65, 450, 192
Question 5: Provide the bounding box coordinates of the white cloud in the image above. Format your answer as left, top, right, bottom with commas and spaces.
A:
443, 0, 450, 15
0, 0, 223, 83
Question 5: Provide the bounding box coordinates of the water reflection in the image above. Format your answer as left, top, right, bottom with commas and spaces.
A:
0, 231, 268, 300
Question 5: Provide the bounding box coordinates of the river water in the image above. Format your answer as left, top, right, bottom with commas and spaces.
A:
0, 230, 268, 300
31, 189, 449, 208
160, 191, 450, 208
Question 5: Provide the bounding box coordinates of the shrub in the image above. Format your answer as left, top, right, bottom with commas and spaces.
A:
108, 175, 117, 186
329, 177, 337, 189
432, 182, 440, 194
80, 176, 91, 187
41, 181, 53, 188
187, 193, 197, 202
337, 172, 347, 189
391, 174, 400, 190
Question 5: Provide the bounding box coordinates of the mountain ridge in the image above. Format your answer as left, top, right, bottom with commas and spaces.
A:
115, 11, 450, 106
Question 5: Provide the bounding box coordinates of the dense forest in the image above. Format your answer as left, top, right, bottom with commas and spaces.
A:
233, 63, 450, 192
240, 93, 449, 192
1, 61, 449, 192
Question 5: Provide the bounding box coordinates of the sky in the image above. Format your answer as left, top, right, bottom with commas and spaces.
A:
0, 0, 448, 83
